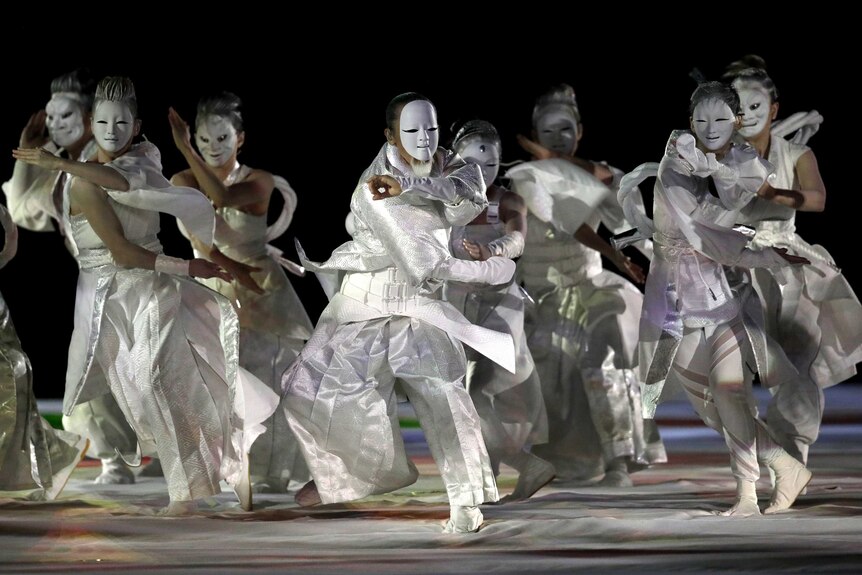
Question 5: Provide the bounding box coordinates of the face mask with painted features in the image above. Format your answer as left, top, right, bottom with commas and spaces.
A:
734, 80, 773, 139
45, 94, 85, 148
92, 100, 136, 155
457, 137, 500, 187
691, 98, 737, 151
398, 100, 439, 162
535, 108, 578, 156
195, 115, 239, 168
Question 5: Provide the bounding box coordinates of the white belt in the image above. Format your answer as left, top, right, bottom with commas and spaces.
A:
341, 268, 438, 316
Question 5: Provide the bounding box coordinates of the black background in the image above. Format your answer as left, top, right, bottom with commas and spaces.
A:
2, 29, 857, 398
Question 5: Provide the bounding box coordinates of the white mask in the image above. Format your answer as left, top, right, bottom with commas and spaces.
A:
92, 100, 136, 154
734, 81, 772, 139
457, 138, 500, 187
691, 98, 736, 151
195, 115, 239, 168
535, 109, 578, 156
398, 101, 439, 162
45, 94, 85, 149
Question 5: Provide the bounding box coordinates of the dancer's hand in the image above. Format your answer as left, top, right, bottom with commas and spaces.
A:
227, 261, 265, 294
613, 251, 646, 284
675, 133, 721, 177
462, 238, 491, 261
189, 258, 231, 281
367, 174, 402, 199
517, 134, 557, 160
168, 107, 193, 153
12, 146, 61, 170
20, 110, 48, 149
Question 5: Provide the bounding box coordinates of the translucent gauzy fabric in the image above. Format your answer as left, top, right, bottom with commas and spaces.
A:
192, 165, 313, 489
446, 214, 547, 473
284, 144, 502, 506
0, 205, 84, 497
509, 161, 664, 481
640, 131, 799, 418
740, 135, 862, 460
62, 143, 277, 502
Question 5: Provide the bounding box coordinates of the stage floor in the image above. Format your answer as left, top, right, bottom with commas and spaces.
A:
2, 386, 862, 574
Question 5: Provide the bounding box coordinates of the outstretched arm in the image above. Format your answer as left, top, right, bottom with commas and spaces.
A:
516, 134, 614, 185
70, 177, 229, 280
462, 191, 527, 261
185, 230, 264, 294
757, 150, 825, 212
13, 147, 129, 191
574, 224, 645, 284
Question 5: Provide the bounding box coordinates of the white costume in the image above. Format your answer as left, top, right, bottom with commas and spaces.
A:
62, 142, 277, 503
446, 184, 548, 473
3, 140, 97, 232
191, 164, 313, 490
0, 205, 87, 498
741, 135, 862, 462
3, 136, 138, 479
284, 143, 512, 512
507, 159, 665, 481
635, 131, 808, 510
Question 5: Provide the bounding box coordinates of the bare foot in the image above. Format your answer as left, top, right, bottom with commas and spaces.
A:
501, 455, 556, 502
158, 500, 197, 517
295, 480, 321, 507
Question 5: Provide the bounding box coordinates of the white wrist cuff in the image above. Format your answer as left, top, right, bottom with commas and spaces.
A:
155, 254, 190, 276
486, 231, 525, 259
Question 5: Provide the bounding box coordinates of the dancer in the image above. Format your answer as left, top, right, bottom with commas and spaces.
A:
13, 76, 278, 514
619, 81, 812, 515
508, 84, 664, 486
283, 93, 516, 533
168, 93, 313, 493
723, 56, 862, 466
0, 204, 88, 500
2, 69, 138, 485
446, 119, 554, 501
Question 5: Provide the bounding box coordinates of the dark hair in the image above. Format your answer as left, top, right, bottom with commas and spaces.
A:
385, 92, 432, 130
50, 68, 96, 111
451, 119, 501, 154
689, 81, 740, 115
722, 54, 779, 103
94, 76, 138, 118
196, 91, 244, 132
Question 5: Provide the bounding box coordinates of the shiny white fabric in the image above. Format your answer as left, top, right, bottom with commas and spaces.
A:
283, 144, 501, 506
509, 160, 664, 481
0, 206, 83, 495
447, 205, 548, 472
741, 135, 862, 461
743, 135, 862, 388
640, 131, 796, 418
2, 140, 98, 232
62, 143, 277, 502
2, 136, 138, 470
192, 165, 313, 488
